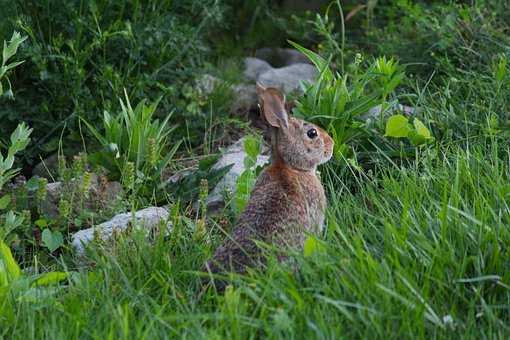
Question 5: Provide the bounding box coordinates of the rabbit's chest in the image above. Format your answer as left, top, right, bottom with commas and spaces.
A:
296, 175, 326, 232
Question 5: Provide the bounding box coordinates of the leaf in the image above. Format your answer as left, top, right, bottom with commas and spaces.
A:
288, 41, 332, 79
32, 271, 68, 287
0, 194, 10, 210
413, 118, 431, 139
235, 170, 256, 215
198, 154, 220, 171
494, 54, 507, 83
2, 32, 27, 63
385, 114, 411, 138
41, 229, 63, 253
303, 236, 324, 257
25, 177, 40, 191
408, 131, 427, 146
243, 135, 260, 160
0, 240, 21, 282
35, 219, 48, 229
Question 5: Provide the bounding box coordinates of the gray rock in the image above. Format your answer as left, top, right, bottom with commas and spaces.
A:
207, 138, 270, 210
32, 154, 59, 180
362, 104, 417, 122
72, 207, 170, 254
257, 63, 317, 95
231, 83, 258, 113
41, 174, 123, 219
243, 57, 272, 81
255, 47, 312, 67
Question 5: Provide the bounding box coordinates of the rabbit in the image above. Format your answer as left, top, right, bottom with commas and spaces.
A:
204, 83, 334, 285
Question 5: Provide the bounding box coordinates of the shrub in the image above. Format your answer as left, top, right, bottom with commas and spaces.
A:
0, 0, 227, 164
291, 42, 409, 162
83, 91, 180, 202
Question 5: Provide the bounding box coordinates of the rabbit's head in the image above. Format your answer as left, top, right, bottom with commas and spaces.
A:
257, 84, 334, 171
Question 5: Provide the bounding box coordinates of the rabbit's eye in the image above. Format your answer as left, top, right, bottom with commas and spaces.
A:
307, 128, 318, 139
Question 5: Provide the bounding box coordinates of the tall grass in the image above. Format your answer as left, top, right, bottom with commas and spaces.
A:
1, 1, 509, 338
2, 138, 509, 338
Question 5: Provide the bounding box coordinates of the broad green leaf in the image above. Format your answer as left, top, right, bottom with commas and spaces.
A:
243, 135, 260, 160
25, 177, 40, 191
304, 236, 324, 257
32, 271, 68, 287
35, 219, 48, 229
413, 118, 431, 139
235, 170, 256, 215
494, 54, 507, 83
385, 114, 411, 138
408, 131, 427, 146
0, 194, 10, 210
0, 240, 21, 281
41, 229, 63, 253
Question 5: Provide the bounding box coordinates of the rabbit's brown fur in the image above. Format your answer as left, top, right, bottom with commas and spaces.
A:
205, 84, 333, 281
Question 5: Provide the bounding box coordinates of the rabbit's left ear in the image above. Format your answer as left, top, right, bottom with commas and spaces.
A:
256, 83, 289, 129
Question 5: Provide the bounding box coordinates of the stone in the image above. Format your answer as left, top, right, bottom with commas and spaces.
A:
257, 63, 317, 95
243, 57, 272, 81
72, 207, 171, 255
41, 173, 123, 219
254, 47, 311, 67
362, 104, 417, 122
32, 154, 59, 180
207, 137, 270, 211
231, 83, 258, 113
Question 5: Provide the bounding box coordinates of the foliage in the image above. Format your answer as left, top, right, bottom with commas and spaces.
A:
0, 239, 68, 323
83, 92, 180, 201
1, 1, 510, 337
0, 124, 32, 191
0, 0, 227, 163
0, 31, 27, 99
2, 139, 510, 337
291, 41, 407, 163
164, 155, 233, 205
357, 1, 510, 77
385, 114, 433, 146
233, 135, 263, 215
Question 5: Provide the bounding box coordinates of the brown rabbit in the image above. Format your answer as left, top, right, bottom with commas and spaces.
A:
204, 84, 333, 283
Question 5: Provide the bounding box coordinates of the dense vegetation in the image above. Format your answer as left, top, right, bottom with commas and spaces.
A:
1, 0, 509, 338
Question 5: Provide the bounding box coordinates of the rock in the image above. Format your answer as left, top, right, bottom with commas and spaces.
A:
257, 63, 317, 95
255, 47, 311, 67
243, 57, 272, 81
194, 74, 259, 114
72, 207, 170, 255
41, 173, 123, 219
362, 104, 417, 122
32, 154, 59, 180
207, 138, 270, 211
231, 83, 258, 113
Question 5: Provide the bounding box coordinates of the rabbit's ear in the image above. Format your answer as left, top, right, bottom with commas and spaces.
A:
256, 83, 289, 129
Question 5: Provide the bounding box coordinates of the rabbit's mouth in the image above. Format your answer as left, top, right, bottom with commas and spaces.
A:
324, 148, 333, 161
323, 138, 334, 161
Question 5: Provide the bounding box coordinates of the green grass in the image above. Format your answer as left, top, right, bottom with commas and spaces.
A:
2, 138, 509, 339
1, 1, 510, 338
